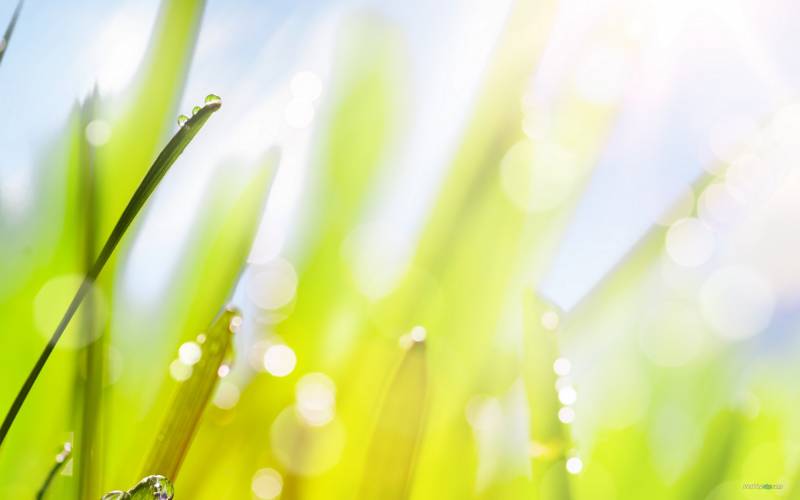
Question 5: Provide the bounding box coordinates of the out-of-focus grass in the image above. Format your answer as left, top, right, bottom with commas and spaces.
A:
142, 307, 240, 480
1, 0, 798, 498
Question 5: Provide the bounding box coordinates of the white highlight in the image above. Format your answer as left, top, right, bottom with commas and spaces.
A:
666, 218, 715, 267
251, 468, 283, 499
566, 456, 583, 474
264, 345, 296, 377
178, 341, 202, 366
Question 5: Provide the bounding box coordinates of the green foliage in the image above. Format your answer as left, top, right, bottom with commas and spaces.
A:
1, 0, 797, 498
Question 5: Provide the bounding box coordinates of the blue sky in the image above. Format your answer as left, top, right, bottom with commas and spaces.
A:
2, 0, 800, 313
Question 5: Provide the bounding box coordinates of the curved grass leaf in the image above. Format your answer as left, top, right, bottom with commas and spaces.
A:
141, 306, 240, 480
0, 0, 24, 67
99, 0, 207, 238
357, 339, 428, 500
0, 99, 222, 449
35, 442, 72, 500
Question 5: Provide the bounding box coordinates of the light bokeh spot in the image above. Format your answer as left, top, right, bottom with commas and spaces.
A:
169, 360, 192, 382
665, 217, 715, 267
264, 344, 297, 377
566, 456, 583, 475
296, 373, 336, 427
85, 120, 112, 146
178, 341, 202, 366
701, 267, 775, 340
33, 274, 108, 349
251, 468, 283, 499
247, 259, 298, 310
213, 380, 241, 410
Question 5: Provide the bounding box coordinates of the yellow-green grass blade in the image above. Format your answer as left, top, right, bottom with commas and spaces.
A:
357, 339, 428, 500
97, 0, 207, 240
142, 307, 241, 480
676, 410, 744, 499
225, 21, 405, 499
523, 294, 573, 499
277, 14, 405, 366
35, 442, 72, 500
109, 151, 278, 492
0, 99, 221, 450
375, 0, 558, 496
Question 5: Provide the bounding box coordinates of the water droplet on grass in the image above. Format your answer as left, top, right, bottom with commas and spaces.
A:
205, 93, 222, 105
192, 105, 201, 115
177, 114, 189, 127
128, 475, 174, 499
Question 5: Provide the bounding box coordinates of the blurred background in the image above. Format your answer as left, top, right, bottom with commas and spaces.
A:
1, 0, 800, 498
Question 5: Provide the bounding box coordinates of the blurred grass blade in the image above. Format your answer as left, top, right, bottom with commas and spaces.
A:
35, 442, 72, 500
523, 293, 572, 499
76, 88, 104, 500
357, 338, 428, 500
107, 149, 278, 491
102, 475, 174, 500
0, 0, 23, 67
0, 99, 222, 448
677, 410, 744, 499
142, 306, 240, 480
100, 0, 207, 237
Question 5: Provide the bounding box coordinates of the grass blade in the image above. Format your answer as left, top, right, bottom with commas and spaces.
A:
35, 442, 72, 500
141, 306, 240, 480
0, 98, 222, 449
76, 88, 104, 500
357, 338, 428, 500
523, 293, 573, 499
0, 0, 23, 67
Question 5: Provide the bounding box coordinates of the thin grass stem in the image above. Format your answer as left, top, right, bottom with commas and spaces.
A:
0, 98, 222, 449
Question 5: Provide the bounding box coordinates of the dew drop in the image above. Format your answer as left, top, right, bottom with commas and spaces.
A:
130, 475, 175, 499
205, 93, 222, 105
229, 315, 243, 333
56, 441, 72, 463
177, 114, 189, 127
192, 105, 201, 115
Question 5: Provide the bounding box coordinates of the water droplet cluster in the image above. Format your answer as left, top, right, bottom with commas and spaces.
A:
177, 94, 222, 126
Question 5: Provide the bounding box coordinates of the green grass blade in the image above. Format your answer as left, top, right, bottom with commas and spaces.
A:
0, 0, 23, 67
99, 0, 207, 239
523, 293, 572, 499
108, 151, 278, 492
0, 98, 222, 449
35, 442, 72, 500
142, 306, 240, 480
76, 88, 105, 500
676, 410, 744, 499
357, 339, 428, 500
